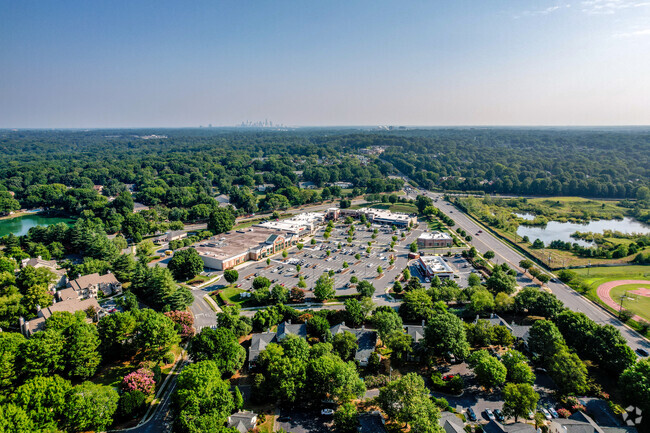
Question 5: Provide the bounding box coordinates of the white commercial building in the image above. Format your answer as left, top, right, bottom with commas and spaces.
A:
256, 212, 325, 235
417, 255, 454, 279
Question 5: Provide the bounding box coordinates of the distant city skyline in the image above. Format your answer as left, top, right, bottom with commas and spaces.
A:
1, 1, 649, 128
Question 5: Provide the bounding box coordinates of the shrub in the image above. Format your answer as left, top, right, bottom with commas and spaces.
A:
364, 374, 390, 389
557, 408, 571, 418
618, 309, 634, 322
164, 310, 195, 338
117, 390, 146, 418
122, 368, 156, 395
163, 351, 176, 364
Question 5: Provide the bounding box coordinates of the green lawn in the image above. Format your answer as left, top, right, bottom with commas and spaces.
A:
212, 285, 251, 307
609, 283, 650, 322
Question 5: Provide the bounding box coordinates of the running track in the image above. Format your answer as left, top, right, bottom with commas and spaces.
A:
596, 280, 650, 322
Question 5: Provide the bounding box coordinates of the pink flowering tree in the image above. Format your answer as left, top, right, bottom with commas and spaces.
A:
164, 310, 195, 339
122, 368, 156, 395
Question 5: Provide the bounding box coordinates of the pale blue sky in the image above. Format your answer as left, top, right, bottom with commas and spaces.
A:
1, 0, 649, 127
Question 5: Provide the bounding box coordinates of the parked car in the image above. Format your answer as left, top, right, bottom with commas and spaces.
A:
321, 409, 335, 416
539, 408, 552, 420
637, 348, 649, 357
494, 409, 504, 422
277, 416, 291, 422
485, 409, 496, 421
528, 411, 535, 420
466, 408, 477, 421
548, 407, 559, 419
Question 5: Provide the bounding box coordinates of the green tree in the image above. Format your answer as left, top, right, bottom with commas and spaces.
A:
399, 289, 434, 322
424, 312, 470, 360
502, 383, 539, 422
333, 331, 358, 361
502, 350, 535, 384
307, 353, 366, 403
549, 348, 588, 395
356, 280, 375, 298
495, 292, 514, 313
19, 329, 65, 377
13, 374, 72, 430
486, 268, 517, 295
233, 386, 244, 410
0, 332, 25, 392
111, 253, 137, 282
270, 284, 289, 304
65, 381, 119, 433
470, 288, 495, 316
334, 402, 358, 433
223, 269, 239, 284
410, 242, 418, 253
345, 299, 365, 327
307, 315, 331, 341
484, 251, 495, 260
135, 239, 156, 262
528, 320, 565, 361
314, 274, 335, 302
0, 403, 37, 433
207, 207, 235, 235
372, 310, 403, 340
252, 276, 272, 290
386, 330, 413, 364
133, 309, 180, 362
619, 358, 650, 413
188, 328, 245, 375
467, 272, 481, 287
468, 350, 507, 389
378, 373, 443, 433
174, 360, 235, 432
63, 321, 101, 379
168, 248, 204, 281
97, 311, 137, 359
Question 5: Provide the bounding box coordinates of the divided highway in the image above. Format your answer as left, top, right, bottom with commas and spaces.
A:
420, 190, 650, 355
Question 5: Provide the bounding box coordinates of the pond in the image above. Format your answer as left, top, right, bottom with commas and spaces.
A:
0, 213, 76, 237
514, 212, 536, 221
516, 217, 650, 248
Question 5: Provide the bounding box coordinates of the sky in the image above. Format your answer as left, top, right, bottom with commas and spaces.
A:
1, 0, 649, 128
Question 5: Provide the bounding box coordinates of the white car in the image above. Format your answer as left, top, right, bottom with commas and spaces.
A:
540, 408, 552, 420
321, 409, 335, 416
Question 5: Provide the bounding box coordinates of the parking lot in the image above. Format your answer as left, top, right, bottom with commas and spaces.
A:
234, 221, 424, 300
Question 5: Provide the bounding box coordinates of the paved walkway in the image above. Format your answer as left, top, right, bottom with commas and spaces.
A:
596, 279, 650, 322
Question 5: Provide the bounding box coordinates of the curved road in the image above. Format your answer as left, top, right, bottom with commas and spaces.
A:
418, 190, 650, 355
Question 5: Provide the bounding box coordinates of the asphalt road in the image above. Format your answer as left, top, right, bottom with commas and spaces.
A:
188, 287, 218, 331
421, 190, 650, 355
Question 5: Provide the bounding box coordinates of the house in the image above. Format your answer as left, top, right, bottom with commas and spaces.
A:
477, 314, 531, 344
248, 321, 307, 367
483, 420, 536, 433
299, 181, 317, 189
404, 320, 426, 361
227, 411, 258, 433
247, 321, 378, 368
132, 202, 149, 213
330, 322, 378, 367
439, 411, 465, 433
68, 272, 122, 298
20, 297, 103, 336
417, 231, 453, 248
358, 411, 388, 433
257, 184, 275, 192
20, 257, 67, 288
549, 411, 638, 433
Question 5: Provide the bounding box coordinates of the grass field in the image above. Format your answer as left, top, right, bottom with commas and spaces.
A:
368, 202, 419, 214
609, 283, 650, 322
212, 285, 250, 307
571, 265, 650, 324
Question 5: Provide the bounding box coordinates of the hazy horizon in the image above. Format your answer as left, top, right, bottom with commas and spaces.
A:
2, 1, 649, 128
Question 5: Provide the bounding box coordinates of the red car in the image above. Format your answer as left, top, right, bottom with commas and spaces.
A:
442, 374, 456, 381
